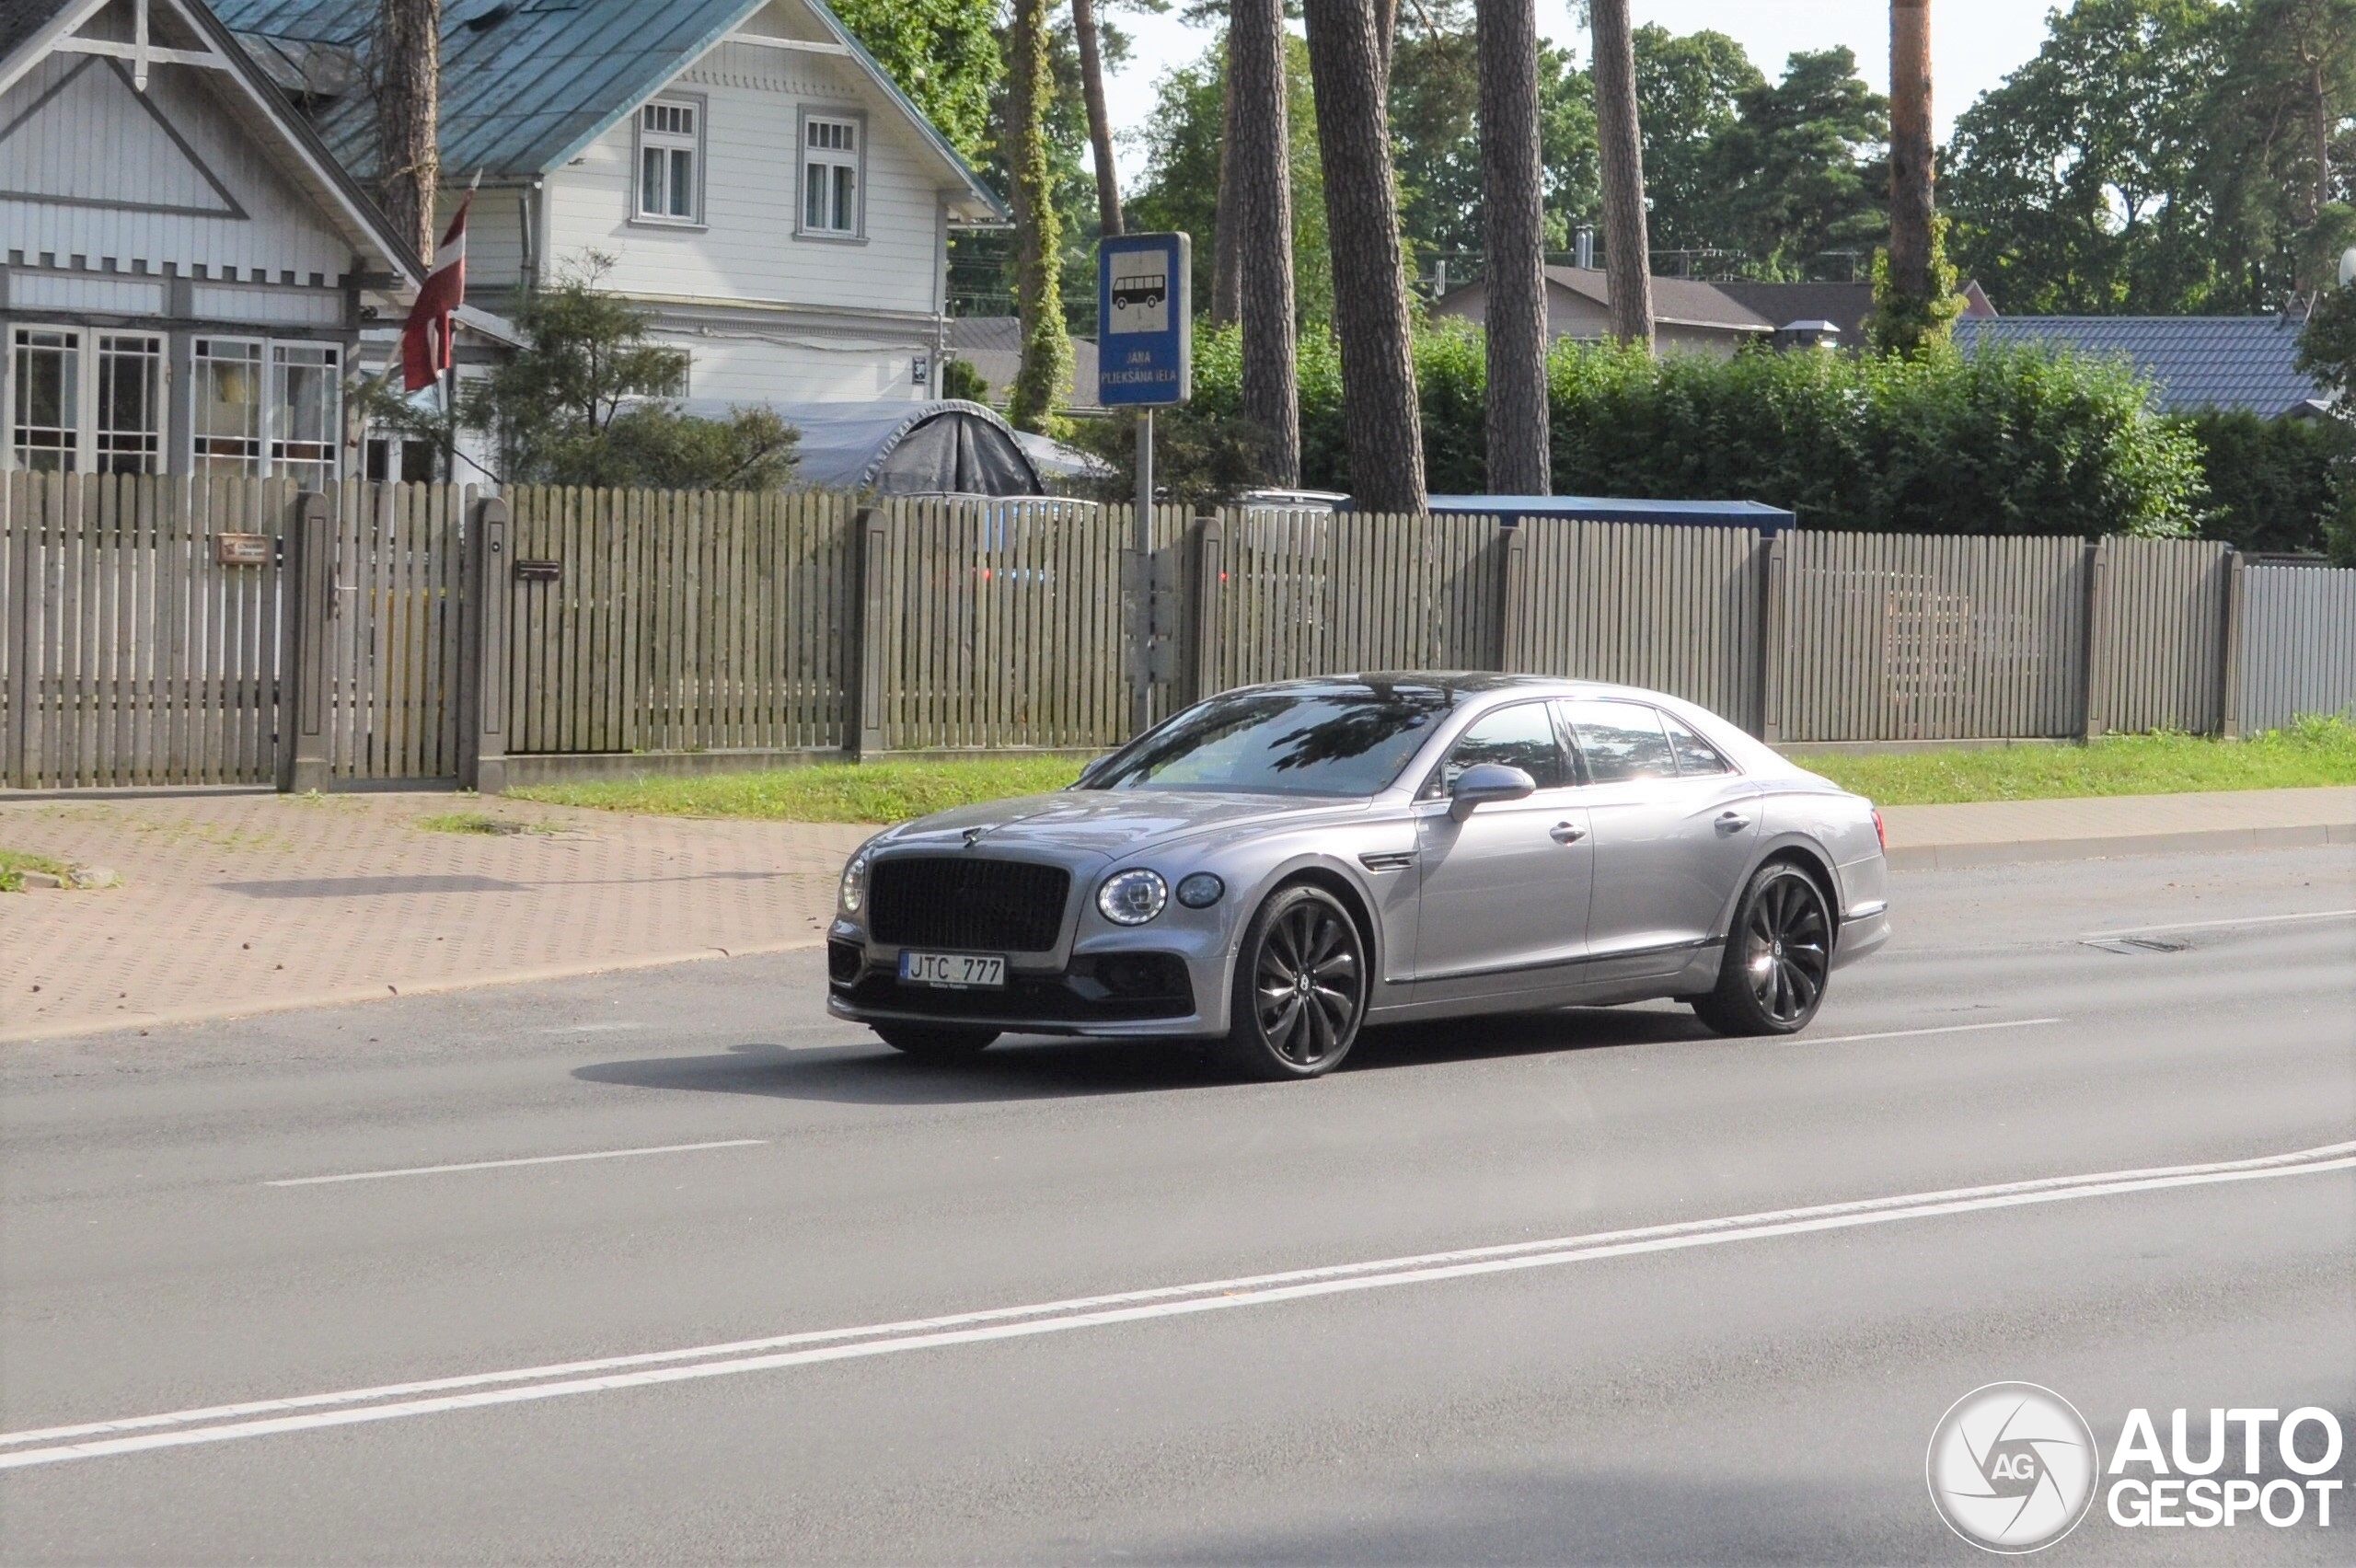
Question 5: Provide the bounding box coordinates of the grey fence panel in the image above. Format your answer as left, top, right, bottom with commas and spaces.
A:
1205, 509, 1504, 694
1776, 531, 2086, 743
2096, 536, 2230, 735
1, 472, 294, 788
2238, 563, 2356, 729
1507, 518, 1765, 728
869, 497, 1129, 752
503, 486, 854, 756
322, 481, 468, 779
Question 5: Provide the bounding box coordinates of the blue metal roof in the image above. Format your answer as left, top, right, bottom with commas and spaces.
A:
1420, 495, 1799, 532
1954, 316, 2327, 418
210, 0, 1001, 217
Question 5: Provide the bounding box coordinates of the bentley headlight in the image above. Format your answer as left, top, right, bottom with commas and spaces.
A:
839, 851, 870, 914
1097, 869, 1169, 926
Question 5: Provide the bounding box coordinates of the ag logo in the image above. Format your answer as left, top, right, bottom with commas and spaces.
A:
1927, 1382, 2100, 1552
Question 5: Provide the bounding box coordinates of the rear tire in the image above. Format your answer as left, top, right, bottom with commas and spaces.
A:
872, 1024, 999, 1062
1692, 861, 1833, 1037
1213, 884, 1369, 1081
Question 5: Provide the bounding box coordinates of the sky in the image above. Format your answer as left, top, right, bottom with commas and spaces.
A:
1102, 1, 2067, 187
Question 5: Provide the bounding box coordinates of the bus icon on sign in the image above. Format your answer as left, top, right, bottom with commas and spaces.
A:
1108, 266, 1169, 333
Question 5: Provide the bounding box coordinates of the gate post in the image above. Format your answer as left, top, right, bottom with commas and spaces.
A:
2081, 538, 2112, 741
5, 475, 34, 788
459, 495, 511, 792
848, 503, 890, 759
278, 490, 332, 793
1758, 532, 1787, 744
2219, 548, 2246, 739
1192, 511, 1225, 705
1496, 520, 1528, 674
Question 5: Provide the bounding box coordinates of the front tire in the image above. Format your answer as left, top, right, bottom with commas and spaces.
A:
872, 1024, 999, 1062
1214, 884, 1369, 1080
1692, 861, 1833, 1036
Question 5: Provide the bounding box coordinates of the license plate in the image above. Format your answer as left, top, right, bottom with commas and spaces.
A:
897, 951, 1007, 989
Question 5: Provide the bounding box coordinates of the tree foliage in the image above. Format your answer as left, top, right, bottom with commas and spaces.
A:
825, 0, 1000, 166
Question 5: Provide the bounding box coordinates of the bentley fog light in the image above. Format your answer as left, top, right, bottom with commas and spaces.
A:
1175, 872, 1225, 909
1098, 869, 1169, 926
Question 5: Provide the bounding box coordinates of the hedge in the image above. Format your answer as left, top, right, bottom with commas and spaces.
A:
1187, 322, 2211, 537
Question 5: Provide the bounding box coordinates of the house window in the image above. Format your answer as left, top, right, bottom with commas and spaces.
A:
193, 338, 264, 476
95, 334, 165, 475
271, 343, 341, 491
638, 98, 700, 223
8, 328, 78, 471
802, 116, 859, 235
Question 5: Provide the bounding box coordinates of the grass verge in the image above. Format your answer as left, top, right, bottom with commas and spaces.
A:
1, 849, 79, 892
506, 718, 2356, 823
509, 755, 1088, 824
413, 812, 560, 836
1797, 715, 2356, 805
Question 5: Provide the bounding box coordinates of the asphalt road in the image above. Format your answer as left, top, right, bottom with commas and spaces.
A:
3, 847, 2351, 1565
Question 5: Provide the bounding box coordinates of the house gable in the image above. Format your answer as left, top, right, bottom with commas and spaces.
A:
0, 53, 248, 217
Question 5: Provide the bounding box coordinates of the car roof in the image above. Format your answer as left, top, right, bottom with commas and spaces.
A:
1237, 673, 1653, 704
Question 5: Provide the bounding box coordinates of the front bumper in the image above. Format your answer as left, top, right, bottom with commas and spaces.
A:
827, 940, 1217, 1038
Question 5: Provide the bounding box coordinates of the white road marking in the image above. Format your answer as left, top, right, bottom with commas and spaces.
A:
1799, 1017, 2065, 1046
263, 1140, 766, 1187
2083, 908, 2356, 940
11, 1138, 2351, 1470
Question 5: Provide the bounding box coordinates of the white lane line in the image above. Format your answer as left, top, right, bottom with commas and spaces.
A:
2084, 908, 2356, 940
10, 1137, 2350, 1470
263, 1140, 766, 1187
1799, 1017, 2065, 1046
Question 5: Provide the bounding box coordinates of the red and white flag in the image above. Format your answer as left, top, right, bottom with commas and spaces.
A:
400, 190, 472, 393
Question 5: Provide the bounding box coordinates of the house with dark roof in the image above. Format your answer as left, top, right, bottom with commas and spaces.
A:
211, 0, 1009, 417
947, 317, 1100, 411
1954, 315, 2328, 419
1, 0, 423, 479
1432, 265, 1776, 357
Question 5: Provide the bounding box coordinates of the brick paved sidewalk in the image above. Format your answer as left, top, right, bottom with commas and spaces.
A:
3, 783, 2350, 1043
0, 791, 869, 1043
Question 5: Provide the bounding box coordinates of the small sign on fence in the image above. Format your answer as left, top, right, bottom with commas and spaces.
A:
214, 533, 270, 567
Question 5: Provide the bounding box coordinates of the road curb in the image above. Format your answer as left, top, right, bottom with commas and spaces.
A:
0, 938, 829, 1047
1884, 820, 2356, 871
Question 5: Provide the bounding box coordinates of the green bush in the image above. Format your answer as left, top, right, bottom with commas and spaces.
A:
2178, 409, 2349, 556
1192, 325, 2209, 536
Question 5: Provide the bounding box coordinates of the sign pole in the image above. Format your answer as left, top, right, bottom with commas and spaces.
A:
1132, 408, 1154, 737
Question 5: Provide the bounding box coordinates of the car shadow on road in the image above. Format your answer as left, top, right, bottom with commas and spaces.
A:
572, 1006, 1715, 1107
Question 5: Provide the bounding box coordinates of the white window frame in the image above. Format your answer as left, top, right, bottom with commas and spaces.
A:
6, 325, 84, 473
633, 96, 706, 227
190, 335, 341, 486
94, 332, 166, 476
797, 109, 865, 240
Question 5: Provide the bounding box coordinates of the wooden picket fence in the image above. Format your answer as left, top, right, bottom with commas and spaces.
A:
6, 475, 2353, 792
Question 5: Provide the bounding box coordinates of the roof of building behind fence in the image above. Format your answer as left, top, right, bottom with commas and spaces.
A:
1421, 495, 1799, 531
1954, 315, 2327, 418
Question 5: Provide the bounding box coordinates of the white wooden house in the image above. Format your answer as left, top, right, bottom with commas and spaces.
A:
0, 0, 422, 480
215, 0, 1009, 414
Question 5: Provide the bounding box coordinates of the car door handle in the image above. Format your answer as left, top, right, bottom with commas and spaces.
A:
1549, 821, 1587, 844
1715, 811, 1752, 833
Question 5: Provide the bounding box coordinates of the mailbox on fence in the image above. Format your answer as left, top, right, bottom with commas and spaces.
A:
214, 533, 271, 567
514, 559, 561, 583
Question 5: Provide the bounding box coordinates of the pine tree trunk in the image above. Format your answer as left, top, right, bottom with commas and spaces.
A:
1232, 0, 1300, 485
1006, 0, 1070, 432
1478, 0, 1550, 495
1589, 0, 1652, 347
1073, 0, 1123, 236
1303, 0, 1426, 513
1211, 52, 1242, 327
375, 0, 441, 259
1888, 0, 1935, 309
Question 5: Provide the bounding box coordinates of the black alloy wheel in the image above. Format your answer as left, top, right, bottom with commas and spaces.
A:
1218, 884, 1368, 1080
1693, 862, 1833, 1036
872, 1024, 1000, 1062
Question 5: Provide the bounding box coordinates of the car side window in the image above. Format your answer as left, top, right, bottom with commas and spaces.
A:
1662, 712, 1734, 776
1436, 702, 1567, 793
1565, 699, 1678, 783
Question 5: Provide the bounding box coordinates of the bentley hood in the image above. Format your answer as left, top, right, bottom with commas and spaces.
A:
878, 790, 1371, 862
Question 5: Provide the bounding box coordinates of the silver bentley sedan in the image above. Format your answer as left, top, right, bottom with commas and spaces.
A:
826, 674, 1891, 1079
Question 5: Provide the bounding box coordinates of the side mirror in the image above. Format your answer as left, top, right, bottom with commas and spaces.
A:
1071, 752, 1118, 788
1448, 763, 1537, 821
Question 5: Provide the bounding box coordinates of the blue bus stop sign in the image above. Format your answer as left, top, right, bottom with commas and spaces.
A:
1097, 233, 1192, 407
